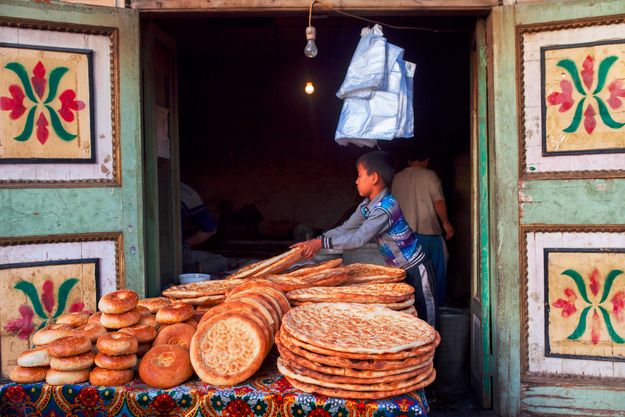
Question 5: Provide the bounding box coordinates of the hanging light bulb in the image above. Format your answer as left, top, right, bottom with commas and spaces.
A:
304, 26, 318, 58
305, 82, 315, 95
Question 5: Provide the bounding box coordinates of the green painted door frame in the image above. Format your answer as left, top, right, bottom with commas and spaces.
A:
490, 1, 625, 415
470, 17, 493, 409
0, 0, 145, 294
141, 21, 182, 297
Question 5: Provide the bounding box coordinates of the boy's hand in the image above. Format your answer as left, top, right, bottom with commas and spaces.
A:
443, 222, 455, 240
290, 239, 322, 259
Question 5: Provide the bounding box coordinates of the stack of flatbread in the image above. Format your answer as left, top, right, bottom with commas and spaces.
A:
263, 259, 350, 292
276, 303, 439, 399
190, 280, 290, 386
286, 283, 418, 316
342, 263, 407, 285
162, 279, 246, 306
226, 247, 304, 280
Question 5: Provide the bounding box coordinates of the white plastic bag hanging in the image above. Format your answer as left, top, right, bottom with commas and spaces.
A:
335, 25, 415, 147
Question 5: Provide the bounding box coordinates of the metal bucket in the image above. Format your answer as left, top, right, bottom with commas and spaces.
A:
434, 307, 471, 393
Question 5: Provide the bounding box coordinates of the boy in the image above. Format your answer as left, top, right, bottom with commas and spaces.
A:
293, 151, 437, 326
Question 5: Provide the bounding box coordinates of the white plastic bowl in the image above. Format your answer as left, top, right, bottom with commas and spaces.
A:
178, 273, 211, 285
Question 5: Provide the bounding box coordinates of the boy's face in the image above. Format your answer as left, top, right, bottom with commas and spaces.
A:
356, 163, 376, 197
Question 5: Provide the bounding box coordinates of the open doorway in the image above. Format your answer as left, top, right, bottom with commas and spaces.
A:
143, 12, 487, 412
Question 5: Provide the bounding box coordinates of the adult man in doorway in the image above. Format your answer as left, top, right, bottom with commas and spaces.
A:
392, 149, 454, 306
181, 182, 229, 274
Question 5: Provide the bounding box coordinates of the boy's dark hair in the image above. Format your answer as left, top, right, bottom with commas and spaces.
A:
356, 151, 395, 187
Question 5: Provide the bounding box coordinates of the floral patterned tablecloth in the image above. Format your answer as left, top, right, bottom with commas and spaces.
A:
0, 370, 429, 417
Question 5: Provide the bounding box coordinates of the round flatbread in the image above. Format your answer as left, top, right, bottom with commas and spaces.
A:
290, 297, 415, 310
285, 369, 436, 400
277, 356, 432, 384
163, 279, 246, 299
342, 263, 406, 286
286, 283, 414, 304
227, 248, 304, 280
282, 303, 435, 354
276, 333, 434, 371
283, 259, 343, 277
278, 356, 434, 391
280, 328, 440, 361
190, 312, 268, 386
166, 294, 226, 305
265, 268, 349, 292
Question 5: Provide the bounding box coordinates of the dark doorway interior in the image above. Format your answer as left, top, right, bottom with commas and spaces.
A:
154, 14, 474, 307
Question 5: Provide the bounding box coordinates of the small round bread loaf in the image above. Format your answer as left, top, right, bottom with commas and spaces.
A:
185, 318, 198, 329
18, 346, 51, 367
49, 351, 95, 371
153, 323, 195, 349
139, 344, 193, 389
88, 311, 103, 324
10, 366, 48, 383
47, 335, 92, 358
156, 302, 194, 324
98, 290, 139, 314
94, 353, 137, 370
46, 368, 90, 385
97, 332, 138, 356
32, 323, 73, 346
56, 312, 90, 328
135, 305, 151, 317
119, 324, 157, 343
100, 308, 141, 329
139, 314, 158, 328
138, 296, 171, 313
89, 367, 134, 386
73, 323, 107, 343
137, 342, 151, 357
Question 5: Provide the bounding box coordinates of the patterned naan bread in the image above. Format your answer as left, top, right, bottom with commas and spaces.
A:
282, 303, 435, 354
276, 331, 435, 373
279, 327, 440, 361
286, 283, 414, 304
276, 331, 434, 371
190, 312, 268, 386
281, 259, 343, 277
342, 263, 406, 285
264, 268, 349, 292
226, 248, 304, 280
290, 297, 415, 311
284, 370, 436, 400
277, 355, 430, 384
163, 279, 246, 298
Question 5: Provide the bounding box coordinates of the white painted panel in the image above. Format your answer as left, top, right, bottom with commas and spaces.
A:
0, 26, 114, 182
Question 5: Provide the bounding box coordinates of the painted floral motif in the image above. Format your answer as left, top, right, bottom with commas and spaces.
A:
3, 278, 89, 340
547, 55, 625, 134
0, 60, 84, 144
552, 268, 625, 344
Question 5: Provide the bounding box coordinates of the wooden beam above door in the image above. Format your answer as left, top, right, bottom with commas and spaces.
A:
131, 0, 499, 12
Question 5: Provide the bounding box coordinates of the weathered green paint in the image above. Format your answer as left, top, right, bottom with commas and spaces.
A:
520, 179, 625, 225
142, 23, 182, 297
476, 17, 492, 410
0, 0, 144, 295
490, 5, 521, 417
522, 384, 625, 416
506, 1, 625, 415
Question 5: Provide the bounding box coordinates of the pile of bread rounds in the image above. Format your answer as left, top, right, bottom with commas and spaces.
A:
138, 299, 198, 389
286, 282, 418, 316
9, 248, 439, 401
276, 302, 439, 399
190, 280, 289, 386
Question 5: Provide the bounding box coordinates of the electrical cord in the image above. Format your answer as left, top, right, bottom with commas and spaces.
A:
308, 0, 471, 33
